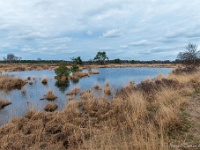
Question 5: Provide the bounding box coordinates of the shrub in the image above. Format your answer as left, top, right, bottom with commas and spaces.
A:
54, 62, 71, 77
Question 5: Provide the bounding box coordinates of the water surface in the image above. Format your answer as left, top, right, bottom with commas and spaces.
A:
0, 67, 172, 126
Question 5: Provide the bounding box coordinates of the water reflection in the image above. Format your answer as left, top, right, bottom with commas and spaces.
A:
55, 80, 70, 92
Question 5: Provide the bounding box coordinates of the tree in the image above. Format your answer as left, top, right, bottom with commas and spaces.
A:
54, 62, 71, 77
71, 64, 79, 73
114, 58, 121, 64
71, 56, 83, 65
94, 51, 108, 64
5, 53, 21, 63
177, 43, 200, 68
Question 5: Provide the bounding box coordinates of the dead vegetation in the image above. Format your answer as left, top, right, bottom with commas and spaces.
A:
0, 99, 11, 109
44, 90, 57, 101
44, 104, 58, 112
66, 87, 81, 96
94, 83, 101, 90
41, 78, 48, 85
0, 75, 26, 91
0, 67, 200, 149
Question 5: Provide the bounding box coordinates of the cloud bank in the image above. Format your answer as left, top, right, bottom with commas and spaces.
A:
0, 0, 200, 60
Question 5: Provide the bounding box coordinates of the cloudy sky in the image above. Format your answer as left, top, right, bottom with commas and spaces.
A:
0, 0, 200, 61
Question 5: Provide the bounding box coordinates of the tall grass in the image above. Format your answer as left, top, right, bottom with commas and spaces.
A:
0, 68, 200, 149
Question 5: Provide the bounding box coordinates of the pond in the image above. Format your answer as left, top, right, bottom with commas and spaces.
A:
0, 67, 172, 126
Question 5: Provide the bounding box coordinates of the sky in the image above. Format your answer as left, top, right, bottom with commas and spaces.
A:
0, 0, 200, 61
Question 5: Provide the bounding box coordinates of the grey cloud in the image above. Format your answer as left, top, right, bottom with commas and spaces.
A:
129, 40, 152, 47
102, 29, 122, 38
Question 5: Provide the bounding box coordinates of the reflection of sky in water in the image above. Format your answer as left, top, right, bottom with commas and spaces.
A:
0, 67, 172, 126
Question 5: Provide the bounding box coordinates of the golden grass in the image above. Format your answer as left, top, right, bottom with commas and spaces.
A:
89, 69, 100, 74
73, 72, 89, 78
66, 86, 81, 95
44, 103, 58, 112
0, 99, 11, 109
45, 90, 57, 101
0, 76, 26, 91
0, 67, 200, 149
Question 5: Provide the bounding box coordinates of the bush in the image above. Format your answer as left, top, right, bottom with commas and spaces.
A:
54, 62, 71, 77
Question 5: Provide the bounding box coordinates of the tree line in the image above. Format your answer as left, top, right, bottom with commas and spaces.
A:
2, 43, 200, 67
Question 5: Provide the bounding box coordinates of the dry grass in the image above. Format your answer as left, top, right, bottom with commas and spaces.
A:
44, 104, 58, 112
1, 67, 200, 149
21, 87, 26, 94
0, 99, 11, 109
45, 90, 57, 101
89, 69, 100, 74
104, 82, 111, 95
66, 86, 81, 95
41, 78, 48, 85
73, 72, 89, 78
0, 76, 26, 91
94, 83, 101, 90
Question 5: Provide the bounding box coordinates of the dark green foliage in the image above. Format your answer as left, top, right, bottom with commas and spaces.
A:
72, 56, 83, 65
71, 64, 79, 73
94, 51, 108, 64
54, 62, 71, 76
130, 60, 135, 64
114, 58, 121, 64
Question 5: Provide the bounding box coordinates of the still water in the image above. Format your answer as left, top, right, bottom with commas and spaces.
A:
0, 67, 172, 125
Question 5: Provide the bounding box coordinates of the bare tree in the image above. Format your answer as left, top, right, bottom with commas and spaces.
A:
5, 53, 21, 63
177, 43, 200, 68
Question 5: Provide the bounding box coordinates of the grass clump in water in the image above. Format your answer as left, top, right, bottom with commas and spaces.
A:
0, 99, 11, 109
44, 104, 58, 112
45, 90, 57, 101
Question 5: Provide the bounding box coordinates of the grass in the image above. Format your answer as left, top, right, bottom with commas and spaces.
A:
94, 83, 101, 90
0, 99, 11, 109
104, 81, 111, 95
66, 86, 81, 95
89, 69, 100, 74
44, 103, 58, 112
41, 78, 48, 85
0, 67, 200, 149
0, 75, 26, 91
45, 90, 57, 101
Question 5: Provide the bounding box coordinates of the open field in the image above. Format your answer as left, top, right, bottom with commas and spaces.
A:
0, 65, 199, 149
0, 63, 178, 72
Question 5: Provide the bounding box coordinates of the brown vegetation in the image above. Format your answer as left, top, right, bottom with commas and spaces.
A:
66, 87, 81, 96
44, 90, 57, 101
104, 82, 111, 95
0, 76, 26, 91
94, 83, 101, 90
41, 78, 48, 85
0, 67, 200, 149
44, 104, 58, 112
89, 69, 99, 74
0, 99, 11, 109
72, 72, 89, 78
